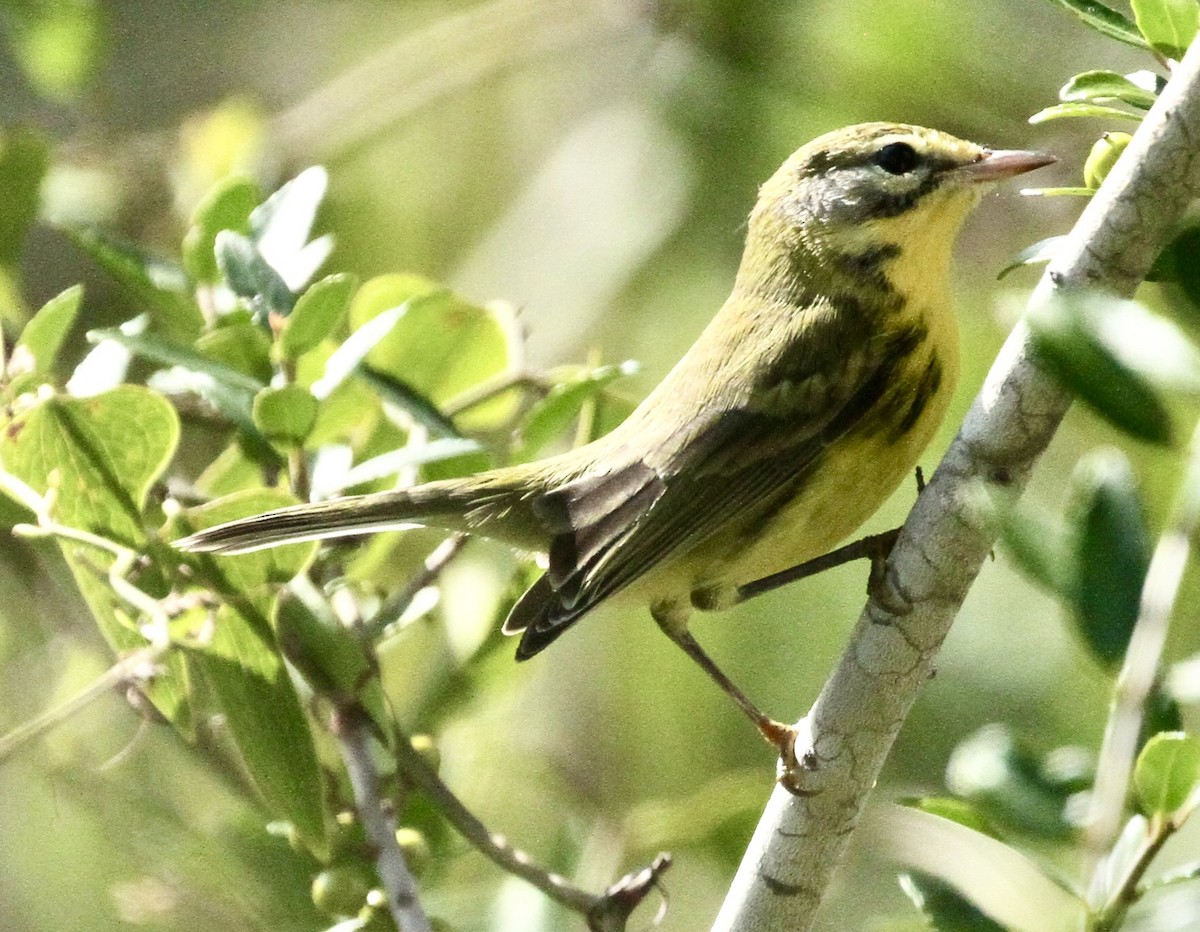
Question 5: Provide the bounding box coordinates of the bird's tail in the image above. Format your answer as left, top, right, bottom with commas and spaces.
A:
174, 477, 522, 555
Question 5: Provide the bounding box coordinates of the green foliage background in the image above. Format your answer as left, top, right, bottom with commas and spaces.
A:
2, 1, 1198, 930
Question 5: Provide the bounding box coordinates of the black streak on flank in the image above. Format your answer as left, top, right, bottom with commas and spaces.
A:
893, 354, 943, 440
821, 321, 928, 444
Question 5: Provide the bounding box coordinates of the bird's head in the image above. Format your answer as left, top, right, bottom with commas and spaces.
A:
742, 122, 1054, 299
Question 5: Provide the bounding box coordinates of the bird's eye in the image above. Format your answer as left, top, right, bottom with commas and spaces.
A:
872, 142, 920, 175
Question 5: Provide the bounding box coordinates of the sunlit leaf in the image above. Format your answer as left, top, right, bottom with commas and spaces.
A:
252, 384, 318, 445
998, 236, 1066, 279
1131, 0, 1199, 58
1049, 0, 1151, 47
1134, 732, 1200, 815
516, 360, 638, 458
348, 275, 513, 431
1029, 102, 1142, 123
249, 166, 330, 291
1, 0, 103, 101
1061, 71, 1158, 108
280, 273, 357, 359
182, 175, 261, 283
10, 285, 83, 385
1084, 132, 1133, 188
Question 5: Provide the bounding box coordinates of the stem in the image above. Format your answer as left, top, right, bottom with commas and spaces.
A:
0, 645, 165, 764
1083, 427, 1200, 888
363, 533, 468, 640
1091, 816, 1181, 931
331, 705, 432, 932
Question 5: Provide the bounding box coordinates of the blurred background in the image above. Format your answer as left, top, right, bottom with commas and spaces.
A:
2, 1, 1196, 929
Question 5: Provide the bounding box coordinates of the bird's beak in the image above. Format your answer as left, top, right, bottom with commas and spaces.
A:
959, 148, 1057, 183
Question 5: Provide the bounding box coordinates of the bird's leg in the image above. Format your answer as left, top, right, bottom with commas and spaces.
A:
652, 607, 797, 762
735, 467, 928, 611
735, 528, 901, 604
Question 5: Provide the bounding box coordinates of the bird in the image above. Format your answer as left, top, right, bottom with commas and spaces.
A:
177, 123, 1053, 759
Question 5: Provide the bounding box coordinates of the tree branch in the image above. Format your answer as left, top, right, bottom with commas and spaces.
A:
713, 39, 1200, 932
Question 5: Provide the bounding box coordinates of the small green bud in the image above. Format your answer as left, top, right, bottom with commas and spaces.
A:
409, 733, 441, 773
1083, 132, 1132, 189
394, 827, 432, 876
311, 865, 372, 917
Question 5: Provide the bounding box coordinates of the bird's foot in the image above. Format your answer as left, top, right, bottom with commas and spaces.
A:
866, 533, 912, 617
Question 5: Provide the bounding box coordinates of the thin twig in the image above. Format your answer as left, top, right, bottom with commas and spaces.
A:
1092, 813, 1183, 931
389, 722, 670, 929
363, 533, 469, 639
1083, 426, 1200, 871
269, 0, 640, 162
331, 705, 432, 932
0, 645, 165, 764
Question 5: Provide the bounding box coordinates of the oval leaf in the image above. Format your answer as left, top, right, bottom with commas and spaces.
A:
12, 284, 83, 380
182, 175, 261, 284
1029, 102, 1143, 124
252, 384, 318, 445
1132, 0, 1199, 58
192, 602, 328, 856
1050, 0, 1151, 47
1068, 451, 1150, 666
1061, 71, 1158, 109
280, 273, 356, 359
1027, 293, 1188, 444
1135, 731, 1200, 815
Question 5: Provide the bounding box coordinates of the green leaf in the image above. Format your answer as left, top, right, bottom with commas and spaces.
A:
1029, 102, 1143, 123
348, 275, 513, 431
0, 385, 186, 729
516, 361, 638, 458
215, 230, 295, 319
87, 325, 263, 392
1049, 0, 1152, 47
192, 603, 328, 857
1067, 451, 1150, 666
1061, 71, 1158, 108
1027, 293, 1200, 444
357, 364, 462, 438
280, 273, 357, 359
194, 319, 273, 385
994, 496, 1074, 597
252, 384, 319, 445
1161, 225, 1200, 305
64, 226, 203, 341
1134, 732, 1200, 815
0, 126, 49, 268
946, 725, 1073, 838
998, 236, 1066, 279
898, 871, 1008, 931
1132, 0, 1199, 58
1019, 187, 1096, 198
11, 285, 83, 382
249, 166, 331, 291
898, 797, 998, 838
0, 386, 179, 545
182, 176, 261, 283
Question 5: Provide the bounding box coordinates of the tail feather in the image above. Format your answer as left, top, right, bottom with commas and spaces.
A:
175, 483, 490, 554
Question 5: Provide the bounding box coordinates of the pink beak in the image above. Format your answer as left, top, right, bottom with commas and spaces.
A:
960, 148, 1057, 182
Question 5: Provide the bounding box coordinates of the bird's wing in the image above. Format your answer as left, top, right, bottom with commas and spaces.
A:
508, 304, 931, 657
